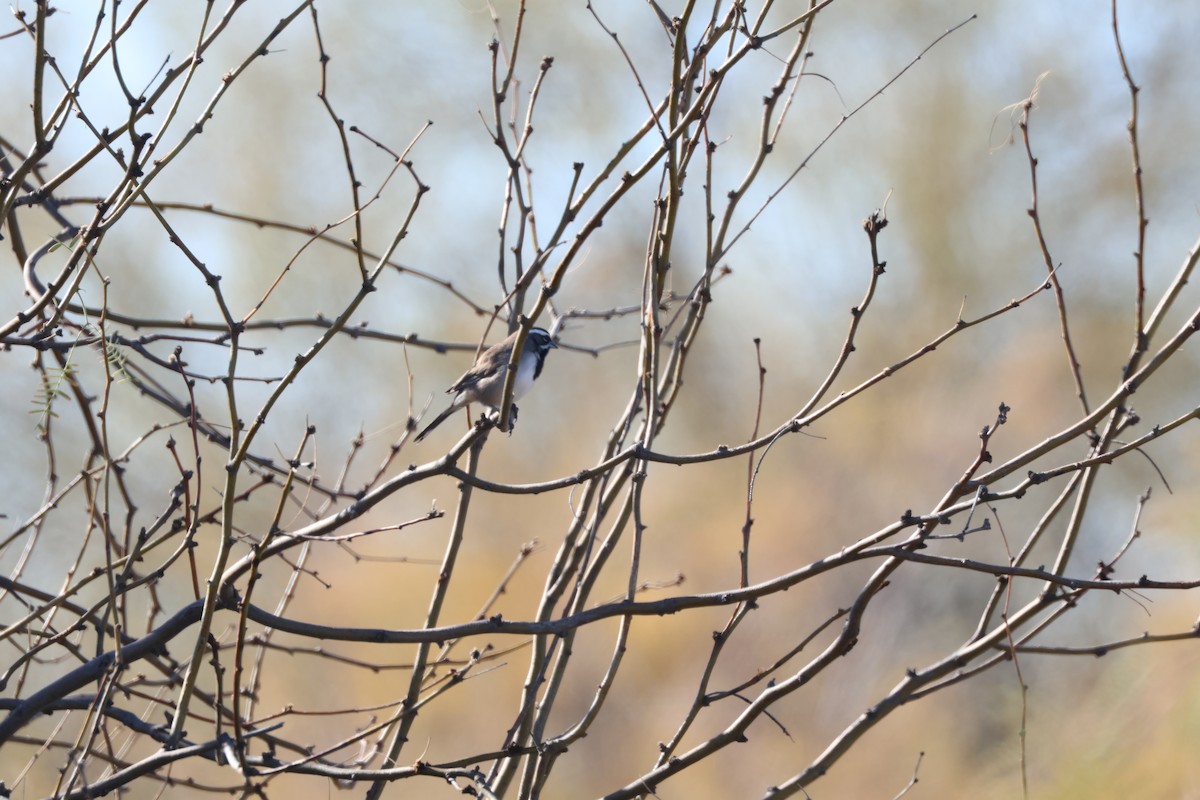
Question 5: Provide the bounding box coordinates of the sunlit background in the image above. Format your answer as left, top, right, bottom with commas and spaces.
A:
2, 1, 1198, 797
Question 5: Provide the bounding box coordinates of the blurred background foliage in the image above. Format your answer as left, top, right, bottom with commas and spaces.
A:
2, 1, 1198, 797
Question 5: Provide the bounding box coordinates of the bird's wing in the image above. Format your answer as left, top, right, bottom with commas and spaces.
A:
447, 345, 508, 393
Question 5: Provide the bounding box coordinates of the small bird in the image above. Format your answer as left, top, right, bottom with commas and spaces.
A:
414, 326, 558, 442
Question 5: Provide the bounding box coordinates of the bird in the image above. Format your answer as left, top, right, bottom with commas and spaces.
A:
414, 326, 558, 442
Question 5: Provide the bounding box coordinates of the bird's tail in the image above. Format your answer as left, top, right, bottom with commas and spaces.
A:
414, 404, 461, 442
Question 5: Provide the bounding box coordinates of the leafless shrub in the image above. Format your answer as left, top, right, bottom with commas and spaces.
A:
2, 2, 1197, 798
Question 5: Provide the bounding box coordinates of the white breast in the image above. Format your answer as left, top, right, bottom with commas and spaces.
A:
511, 350, 537, 400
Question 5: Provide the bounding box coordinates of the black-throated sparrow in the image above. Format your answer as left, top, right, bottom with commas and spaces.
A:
414, 326, 558, 442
